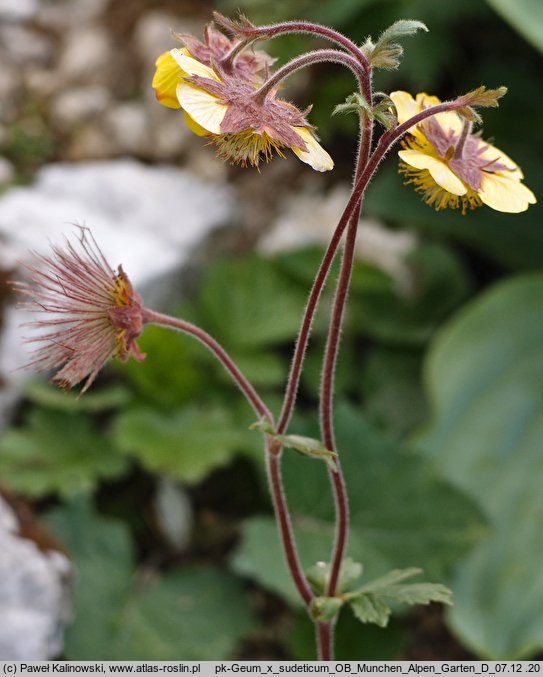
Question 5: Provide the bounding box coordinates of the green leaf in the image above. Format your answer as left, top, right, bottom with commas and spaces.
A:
46, 500, 254, 660
351, 594, 391, 628
349, 242, 472, 345
23, 380, 131, 412
309, 596, 344, 622
113, 405, 254, 485
417, 274, 543, 658
232, 405, 485, 606
0, 410, 127, 498
448, 518, 543, 659
356, 567, 423, 591
286, 606, 406, 660
193, 255, 307, 350
348, 568, 452, 628
367, 20, 428, 70
275, 434, 338, 470
485, 0, 543, 53
250, 421, 338, 470
116, 325, 207, 409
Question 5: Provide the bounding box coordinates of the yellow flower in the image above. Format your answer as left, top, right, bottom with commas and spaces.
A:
152, 49, 190, 109
390, 91, 536, 214
172, 52, 333, 171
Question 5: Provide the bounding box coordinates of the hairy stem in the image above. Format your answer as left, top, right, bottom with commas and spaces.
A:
142, 308, 313, 605
267, 441, 313, 605
252, 49, 367, 105
227, 19, 370, 74
141, 308, 272, 423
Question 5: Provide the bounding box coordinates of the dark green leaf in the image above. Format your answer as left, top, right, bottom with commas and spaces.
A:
46, 500, 254, 660
0, 410, 127, 498
113, 405, 255, 485
484, 0, 543, 53
351, 595, 391, 627
418, 274, 543, 658
116, 325, 207, 409
232, 405, 485, 606
286, 606, 406, 660
349, 242, 472, 345
23, 380, 131, 412
193, 255, 307, 350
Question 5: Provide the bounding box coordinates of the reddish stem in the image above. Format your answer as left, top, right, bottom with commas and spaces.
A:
267, 444, 313, 605
252, 49, 367, 104
141, 308, 272, 423
237, 20, 370, 73
142, 307, 313, 605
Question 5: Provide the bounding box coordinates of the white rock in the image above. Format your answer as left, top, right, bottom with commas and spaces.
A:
57, 26, 112, 83
0, 496, 72, 660
105, 103, 150, 155
0, 159, 236, 417
51, 86, 111, 130
0, 0, 38, 22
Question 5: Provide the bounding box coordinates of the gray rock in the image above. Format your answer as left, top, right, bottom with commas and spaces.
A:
0, 159, 236, 420
0, 25, 53, 66
57, 26, 112, 83
0, 496, 72, 660
105, 103, 150, 156
0, 0, 38, 22
0, 157, 15, 185
51, 86, 111, 131
36, 0, 109, 29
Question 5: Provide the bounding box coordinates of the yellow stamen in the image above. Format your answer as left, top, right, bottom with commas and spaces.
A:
399, 162, 483, 215
212, 131, 286, 167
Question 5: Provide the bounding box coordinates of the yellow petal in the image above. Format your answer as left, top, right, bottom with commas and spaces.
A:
176, 82, 226, 134
152, 52, 185, 109
391, 91, 462, 138
479, 173, 537, 213
399, 149, 466, 195
170, 49, 222, 82
183, 111, 209, 137
290, 127, 334, 172
390, 91, 420, 125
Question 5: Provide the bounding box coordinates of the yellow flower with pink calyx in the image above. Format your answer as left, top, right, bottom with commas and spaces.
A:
152, 23, 273, 110
172, 52, 333, 171
391, 91, 536, 214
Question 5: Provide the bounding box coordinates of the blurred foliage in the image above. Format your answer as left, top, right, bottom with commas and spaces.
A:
46, 499, 254, 660
2, 0, 543, 661
417, 275, 543, 658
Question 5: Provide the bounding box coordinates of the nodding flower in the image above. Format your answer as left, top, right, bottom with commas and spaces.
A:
14, 227, 145, 395
391, 91, 536, 214
153, 38, 333, 171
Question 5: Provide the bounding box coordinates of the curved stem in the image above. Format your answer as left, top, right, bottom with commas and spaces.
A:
141, 308, 272, 423
267, 443, 313, 605
142, 307, 313, 606
233, 19, 370, 73
252, 49, 367, 104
